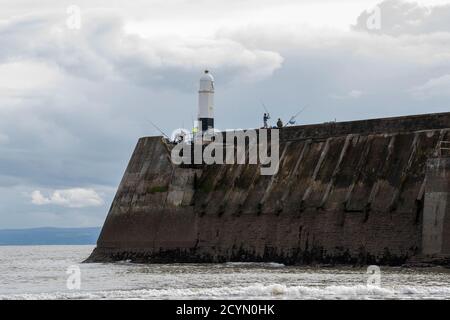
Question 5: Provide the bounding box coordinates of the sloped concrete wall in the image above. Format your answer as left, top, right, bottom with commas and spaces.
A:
422, 158, 450, 256
87, 112, 450, 265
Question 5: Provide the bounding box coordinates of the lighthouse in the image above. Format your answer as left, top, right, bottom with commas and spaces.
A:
197, 70, 214, 132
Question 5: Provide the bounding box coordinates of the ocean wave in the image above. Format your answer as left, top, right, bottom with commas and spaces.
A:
2, 284, 450, 300
224, 262, 285, 268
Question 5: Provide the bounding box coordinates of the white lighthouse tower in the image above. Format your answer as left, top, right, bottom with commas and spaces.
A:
197, 70, 214, 132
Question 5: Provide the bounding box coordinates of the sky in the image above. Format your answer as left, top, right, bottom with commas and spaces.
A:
1, 0, 450, 228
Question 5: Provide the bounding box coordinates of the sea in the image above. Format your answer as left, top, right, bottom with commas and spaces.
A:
0, 245, 449, 300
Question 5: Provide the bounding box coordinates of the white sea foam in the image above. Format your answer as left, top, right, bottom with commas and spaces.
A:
224, 262, 285, 268
3, 284, 450, 300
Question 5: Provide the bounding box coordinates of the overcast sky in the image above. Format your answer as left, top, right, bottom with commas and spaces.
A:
1, 0, 450, 228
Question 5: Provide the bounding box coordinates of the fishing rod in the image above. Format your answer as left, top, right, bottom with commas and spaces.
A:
149, 120, 171, 140
260, 100, 271, 117
285, 106, 308, 127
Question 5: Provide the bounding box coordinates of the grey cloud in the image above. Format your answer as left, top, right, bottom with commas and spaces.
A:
0, 12, 283, 90
410, 74, 450, 99
353, 0, 450, 35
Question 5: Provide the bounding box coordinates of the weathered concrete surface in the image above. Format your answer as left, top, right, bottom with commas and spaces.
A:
87, 112, 450, 265
422, 158, 450, 256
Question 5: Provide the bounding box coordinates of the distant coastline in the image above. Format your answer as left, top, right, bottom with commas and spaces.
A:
0, 227, 101, 245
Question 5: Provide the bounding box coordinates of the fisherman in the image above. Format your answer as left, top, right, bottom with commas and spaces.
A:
263, 113, 270, 128
175, 131, 186, 144
277, 118, 283, 128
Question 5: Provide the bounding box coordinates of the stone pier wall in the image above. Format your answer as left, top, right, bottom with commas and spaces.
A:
87, 112, 450, 265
